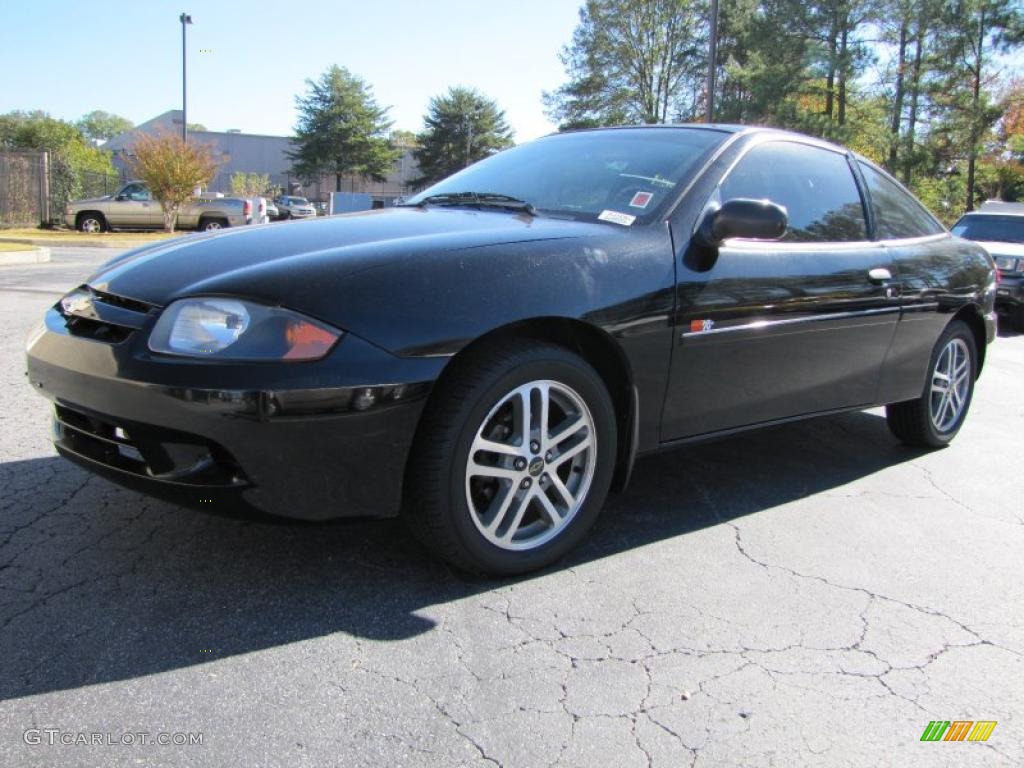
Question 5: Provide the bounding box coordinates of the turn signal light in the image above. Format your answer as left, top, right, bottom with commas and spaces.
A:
285, 321, 340, 360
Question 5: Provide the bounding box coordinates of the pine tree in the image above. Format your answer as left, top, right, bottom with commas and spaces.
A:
413, 87, 513, 187
289, 65, 399, 191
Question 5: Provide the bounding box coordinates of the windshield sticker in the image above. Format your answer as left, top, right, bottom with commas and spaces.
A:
598, 210, 636, 227
629, 191, 654, 209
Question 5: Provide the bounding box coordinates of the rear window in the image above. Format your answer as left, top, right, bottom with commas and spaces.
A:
859, 162, 944, 240
951, 214, 1024, 244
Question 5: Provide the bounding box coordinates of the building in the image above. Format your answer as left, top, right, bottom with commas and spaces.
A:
105, 110, 419, 203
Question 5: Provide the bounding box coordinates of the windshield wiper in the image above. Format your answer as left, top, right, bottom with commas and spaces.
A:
404, 192, 536, 215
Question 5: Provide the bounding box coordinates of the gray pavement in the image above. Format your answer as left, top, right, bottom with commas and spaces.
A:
1, 246, 1022, 767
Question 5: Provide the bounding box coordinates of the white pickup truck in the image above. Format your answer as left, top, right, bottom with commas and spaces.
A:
64, 181, 256, 232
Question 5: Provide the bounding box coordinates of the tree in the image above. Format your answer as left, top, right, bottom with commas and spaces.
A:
187, 123, 207, 132
289, 65, 399, 191
76, 110, 133, 144
128, 131, 218, 232
929, 0, 1024, 210
544, 0, 706, 128
413, 87, 514, 187
229, 172, 271, 197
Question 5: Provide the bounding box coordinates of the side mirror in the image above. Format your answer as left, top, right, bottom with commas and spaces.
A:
115, 194, 128, 201
695, 198, 788, 249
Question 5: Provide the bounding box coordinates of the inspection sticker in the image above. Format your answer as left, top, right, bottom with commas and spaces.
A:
629, 191, 654, 209
598, 210, 636, 226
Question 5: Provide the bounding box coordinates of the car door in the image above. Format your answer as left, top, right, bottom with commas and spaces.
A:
113, 183, 159, 228
857, 160, 982, 404
661, 139, 899, 440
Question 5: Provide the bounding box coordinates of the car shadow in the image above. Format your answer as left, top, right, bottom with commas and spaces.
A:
996, 323, 1021, 339
0, 408, 924, 701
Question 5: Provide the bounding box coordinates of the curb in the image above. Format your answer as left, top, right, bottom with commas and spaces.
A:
0, 246, 51, 266
0, 236, 159, 249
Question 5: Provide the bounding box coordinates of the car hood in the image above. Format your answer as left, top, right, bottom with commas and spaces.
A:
88, 207, 613, 307
71, 195, 113, 205
974, 240, 1024, 259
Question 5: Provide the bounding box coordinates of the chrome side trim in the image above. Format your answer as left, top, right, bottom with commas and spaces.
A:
680, 306, 901, 339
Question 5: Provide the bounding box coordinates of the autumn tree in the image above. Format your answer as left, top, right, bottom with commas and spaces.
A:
229, 172, 271, 197
289, 65, 399, 191
413, 87, 514, 187
128, 132, 217, 232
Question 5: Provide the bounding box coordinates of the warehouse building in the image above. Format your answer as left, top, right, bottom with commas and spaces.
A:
105, 110, 419, 203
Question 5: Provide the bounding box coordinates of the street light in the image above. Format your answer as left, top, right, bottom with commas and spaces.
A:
180, 12, 192, 144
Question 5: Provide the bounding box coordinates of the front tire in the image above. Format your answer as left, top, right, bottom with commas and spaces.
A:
886, 319, 977, 448
76, 212, 106, 233
1012, 305, 1024, 333
405, 341, 617, 575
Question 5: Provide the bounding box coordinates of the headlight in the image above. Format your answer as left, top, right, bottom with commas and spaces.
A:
148, 298, 342, 361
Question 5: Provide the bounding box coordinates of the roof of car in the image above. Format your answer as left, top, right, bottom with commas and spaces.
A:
550, 123, 849, 152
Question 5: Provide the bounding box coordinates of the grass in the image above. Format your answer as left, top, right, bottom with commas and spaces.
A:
0, 242, 36, 251
0, 227, 182, 245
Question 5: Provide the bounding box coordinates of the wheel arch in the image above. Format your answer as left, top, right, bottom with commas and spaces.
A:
75, 210, 106, 230
418, 316, 638, 494
951, 304, 987, 376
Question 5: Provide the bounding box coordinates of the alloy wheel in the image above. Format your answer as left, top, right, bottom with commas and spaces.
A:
81, 217, 102, 233
929, 337, 970, 432
465, 379, 596, 551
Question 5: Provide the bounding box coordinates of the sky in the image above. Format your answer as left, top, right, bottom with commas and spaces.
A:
0, 0, 584, 141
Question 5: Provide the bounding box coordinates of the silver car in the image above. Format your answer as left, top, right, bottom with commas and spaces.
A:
274, 196, 317, 220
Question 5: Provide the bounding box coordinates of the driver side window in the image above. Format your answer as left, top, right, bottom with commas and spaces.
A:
122, 184, 151, 202
720, 141, 868, 243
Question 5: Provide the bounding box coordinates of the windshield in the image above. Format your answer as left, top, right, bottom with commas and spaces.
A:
406, 128, 726, 224
951, 214, 1024, 244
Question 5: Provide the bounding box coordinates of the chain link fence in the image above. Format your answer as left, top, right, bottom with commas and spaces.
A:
0, 151, 47, 227
0, 150, 123, 227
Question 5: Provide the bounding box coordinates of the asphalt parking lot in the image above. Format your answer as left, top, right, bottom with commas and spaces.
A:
1, 246, 1022, 767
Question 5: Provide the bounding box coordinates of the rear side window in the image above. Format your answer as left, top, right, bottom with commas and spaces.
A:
859, 162, 944, 240
720, 141, 867, 242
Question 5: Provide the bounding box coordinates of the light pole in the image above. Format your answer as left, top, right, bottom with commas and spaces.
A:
706, 0, 719, 123
180, 12, 192, 143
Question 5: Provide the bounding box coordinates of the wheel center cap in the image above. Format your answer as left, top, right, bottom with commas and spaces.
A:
528, 457, 545, 477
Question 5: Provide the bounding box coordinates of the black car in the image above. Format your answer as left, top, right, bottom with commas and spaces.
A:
26, 126, 996, 575
951, 203, 1024, 330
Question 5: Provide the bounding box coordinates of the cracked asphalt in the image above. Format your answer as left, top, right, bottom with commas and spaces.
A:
1, 246, 1022, 767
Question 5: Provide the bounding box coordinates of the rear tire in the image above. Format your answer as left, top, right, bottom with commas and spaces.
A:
76, 212, 106, 233
200, 217, 228, 231
404, 340, 617, 575
886, 319, 977, 448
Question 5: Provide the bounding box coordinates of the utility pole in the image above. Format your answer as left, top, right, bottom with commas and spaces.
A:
180, 12, 192, 143
706, 0, 719, 123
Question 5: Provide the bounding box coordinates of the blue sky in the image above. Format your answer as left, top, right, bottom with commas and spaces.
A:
0, 0, 584, 141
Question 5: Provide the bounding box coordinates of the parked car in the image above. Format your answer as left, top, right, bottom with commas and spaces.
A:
63, 182, 254, 232
265, 199, 279, 220
274, 195, 317, 220
28, 126, 995, 575
951, 201, 1024, 330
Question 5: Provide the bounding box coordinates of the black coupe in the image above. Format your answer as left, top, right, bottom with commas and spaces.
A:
27, 126, 997, 574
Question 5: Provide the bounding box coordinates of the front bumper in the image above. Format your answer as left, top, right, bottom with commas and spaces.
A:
995, 274, 1023, 309
26, 303, 446, 520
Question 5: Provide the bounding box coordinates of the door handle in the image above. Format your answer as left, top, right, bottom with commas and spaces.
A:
867, 267, 892, 284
